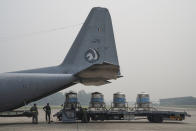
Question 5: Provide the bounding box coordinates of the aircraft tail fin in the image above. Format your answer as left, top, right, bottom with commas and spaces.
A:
60, 7, 121, 86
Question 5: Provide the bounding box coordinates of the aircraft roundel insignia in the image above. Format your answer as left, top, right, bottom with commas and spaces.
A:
85, 48, 100, 63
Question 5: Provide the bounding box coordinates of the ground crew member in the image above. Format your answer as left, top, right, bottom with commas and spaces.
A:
30, 104, 38, 124
80, 107, 88, 123
43, 103, 51, 123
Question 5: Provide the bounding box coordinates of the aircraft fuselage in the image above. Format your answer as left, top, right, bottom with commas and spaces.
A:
0, 73, 76, 112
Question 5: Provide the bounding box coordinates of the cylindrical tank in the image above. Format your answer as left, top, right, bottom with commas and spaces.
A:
113, 92, 126, 108
66, 91, 77, 103
64, 91, 78, 109
136, 92, 150, 109
90, 92, 105, 108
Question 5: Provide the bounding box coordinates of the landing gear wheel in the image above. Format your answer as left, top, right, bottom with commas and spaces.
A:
148, 115, 163, 123
147, 116, 153, 123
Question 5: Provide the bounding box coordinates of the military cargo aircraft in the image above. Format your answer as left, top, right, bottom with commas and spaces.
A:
0, 7, 121, 112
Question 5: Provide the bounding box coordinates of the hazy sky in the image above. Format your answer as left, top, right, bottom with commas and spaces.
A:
0, 0, 195, 102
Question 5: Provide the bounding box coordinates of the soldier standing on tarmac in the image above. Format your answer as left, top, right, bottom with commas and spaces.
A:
30, 104, 38, 124
43, 103, 51, 123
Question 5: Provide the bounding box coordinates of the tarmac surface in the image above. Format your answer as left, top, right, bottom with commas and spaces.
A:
0, 107, 195, 131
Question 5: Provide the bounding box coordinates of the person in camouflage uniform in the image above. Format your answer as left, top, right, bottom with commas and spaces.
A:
30, 104, 38, 124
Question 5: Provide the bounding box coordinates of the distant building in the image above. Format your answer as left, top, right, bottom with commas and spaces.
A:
160, 96, 196, 106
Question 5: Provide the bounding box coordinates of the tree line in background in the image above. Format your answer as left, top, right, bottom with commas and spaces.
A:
31, 90, 92, 106
30, 90, 196, 107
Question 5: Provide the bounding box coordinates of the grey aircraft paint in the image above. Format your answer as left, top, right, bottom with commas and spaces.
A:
0, 7, 121, 112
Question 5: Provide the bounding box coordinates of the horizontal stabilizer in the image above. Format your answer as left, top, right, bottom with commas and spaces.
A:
76, 62, 120, 86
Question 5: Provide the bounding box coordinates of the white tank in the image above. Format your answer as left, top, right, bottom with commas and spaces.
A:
64, 91, 78, 109
89, 92, 105, 108
113, 92, 126, 108
136, 92, 150, 109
